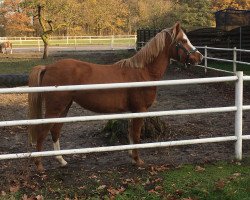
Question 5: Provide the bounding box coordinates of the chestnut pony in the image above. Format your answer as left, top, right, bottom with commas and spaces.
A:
0, 41, 12, 54
28, 23, 203, 171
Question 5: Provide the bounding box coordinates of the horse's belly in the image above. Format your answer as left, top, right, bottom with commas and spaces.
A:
73, 90, 128, 113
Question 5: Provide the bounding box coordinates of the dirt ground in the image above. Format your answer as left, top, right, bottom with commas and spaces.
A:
0, 51, 250, 197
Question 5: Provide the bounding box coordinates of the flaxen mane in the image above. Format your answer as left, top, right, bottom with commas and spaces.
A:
117, 28, 175, 69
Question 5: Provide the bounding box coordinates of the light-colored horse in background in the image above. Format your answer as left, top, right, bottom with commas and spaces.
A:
0, 41, 13, 54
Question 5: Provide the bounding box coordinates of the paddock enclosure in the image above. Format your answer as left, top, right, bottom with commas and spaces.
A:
0, 50, 250, 197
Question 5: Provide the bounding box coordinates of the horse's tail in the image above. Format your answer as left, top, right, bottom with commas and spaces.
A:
28, 65, 46, 145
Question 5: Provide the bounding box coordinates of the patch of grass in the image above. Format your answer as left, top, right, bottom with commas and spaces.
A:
116, 185, 160, 200
0, 50, 134, 74
116, 160, 250, 200
162, 161, 250, 200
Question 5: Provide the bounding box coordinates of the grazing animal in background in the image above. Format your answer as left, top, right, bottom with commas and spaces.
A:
28, 23, 203, 172
0, 41, 13, 54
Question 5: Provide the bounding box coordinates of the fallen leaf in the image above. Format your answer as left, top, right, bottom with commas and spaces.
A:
78, 186, 86, 190
108, 187, 125, 196
152, 178, 162, 183
22, 194, 28, 200
142, 179, 150, 186
148, 189, 158, 194
149, 166, 158, 175
88, 174, 98, 179
97, 185, 106, 190
175, 189, 184, 196
215, 180, 225, 190
155, 185, 163, 191
195, 165, 205, 172
22, 194, 35, 200
1, 191, 6, 196
232, 172, 241, 177
122, 178, 134, 184
154, 165, 169, 172
36, 195, 44, 200
9, 184, 20, 193
229, 172, 241, 180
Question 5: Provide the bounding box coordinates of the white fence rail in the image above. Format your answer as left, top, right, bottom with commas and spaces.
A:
0, 35, 137, 50
196, 46, 250, 74
0, 72, 250, 161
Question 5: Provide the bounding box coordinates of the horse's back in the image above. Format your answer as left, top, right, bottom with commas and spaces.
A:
41, 59, 94, 86
42, 58, 127, 86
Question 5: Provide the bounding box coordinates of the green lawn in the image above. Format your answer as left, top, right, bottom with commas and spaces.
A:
0, 50, 134, 74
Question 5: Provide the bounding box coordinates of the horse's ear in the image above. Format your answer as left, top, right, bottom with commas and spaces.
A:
172, 22, 181, 38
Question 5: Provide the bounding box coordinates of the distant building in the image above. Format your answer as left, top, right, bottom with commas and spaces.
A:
215, 9, 250, 31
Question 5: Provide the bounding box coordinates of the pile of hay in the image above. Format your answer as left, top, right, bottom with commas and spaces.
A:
102, 117, 170, 144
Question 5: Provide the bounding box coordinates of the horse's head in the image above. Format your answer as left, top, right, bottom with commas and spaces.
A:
169, 23, 203, 65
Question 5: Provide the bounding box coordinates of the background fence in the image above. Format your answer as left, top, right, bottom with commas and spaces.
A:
196, 46, 250, 74
0, 35, 137, 51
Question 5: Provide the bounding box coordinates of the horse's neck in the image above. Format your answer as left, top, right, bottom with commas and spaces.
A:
146, 45, 170, 80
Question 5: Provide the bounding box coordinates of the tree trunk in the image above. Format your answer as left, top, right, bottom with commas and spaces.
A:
43, 42, 48, 59
37, 5, 53, 59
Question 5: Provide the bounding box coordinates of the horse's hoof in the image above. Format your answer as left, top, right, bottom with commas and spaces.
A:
132, 158, 145, 166
36, 164, 45, 173
56, 156, 68, 167
60, 159, 68, 167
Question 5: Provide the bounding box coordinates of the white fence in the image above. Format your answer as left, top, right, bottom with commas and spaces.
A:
0, 35, 137, 50
0, 72, 250, 161
196, 46, 250, 74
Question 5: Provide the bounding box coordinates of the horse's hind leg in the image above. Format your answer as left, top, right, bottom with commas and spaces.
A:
35, 123, 54, 172
128, 118, 144, 166
51, 123, 68, 167
35, 97, 72, 171
50, 102, 72, 167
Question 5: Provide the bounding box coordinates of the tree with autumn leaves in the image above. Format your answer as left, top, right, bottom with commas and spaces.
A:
0, 0, 249, 37
0, 0, 249, 58
0, 0, 34, 36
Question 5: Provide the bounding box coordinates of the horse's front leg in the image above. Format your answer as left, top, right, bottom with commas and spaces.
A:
128, 118, 144, 166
